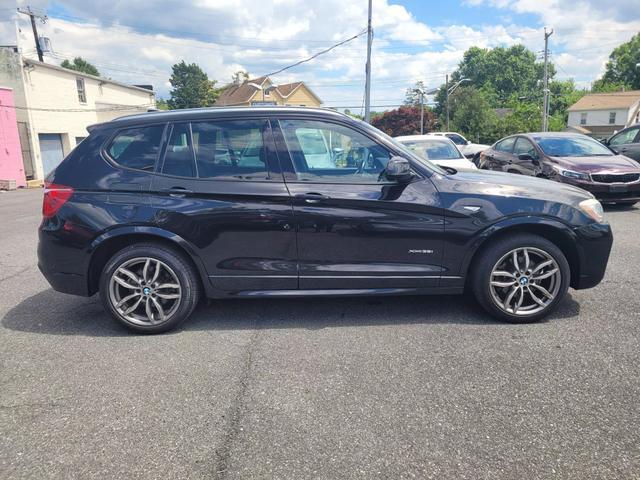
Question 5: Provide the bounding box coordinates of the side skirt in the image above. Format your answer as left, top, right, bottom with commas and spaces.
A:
209, 286, 465, 299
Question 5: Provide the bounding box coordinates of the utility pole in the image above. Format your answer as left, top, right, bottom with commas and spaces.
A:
445, 74, 449, 131
420, 90, 425, 135
364, 0, 373, 123
17, 6, 48, 62
542, 27, 553, 132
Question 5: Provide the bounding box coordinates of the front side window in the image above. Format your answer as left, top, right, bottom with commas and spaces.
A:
446, 133, 467, 145
513, 137, 538, 158
107, 125, 164, 171
533, 135, 614, 157
280, 119, 391, 183
495, 137, 516, 153
609, 127, 639, 146
76, 78, 86, 103
609, 112, 616, 124
191, 120, 269, 180
402, 139, 463, 160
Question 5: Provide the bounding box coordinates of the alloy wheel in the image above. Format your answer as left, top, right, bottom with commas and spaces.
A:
489, 247, 561, 316
108, 257, 182, 326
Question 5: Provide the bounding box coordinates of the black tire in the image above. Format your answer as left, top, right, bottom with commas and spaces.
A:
471, 234, 570, 323
99, 243, 201, 334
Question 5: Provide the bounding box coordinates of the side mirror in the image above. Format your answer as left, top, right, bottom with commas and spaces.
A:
532, 158, 541, 167
600, 138, 610, 146
385, 156, 413, 182
518, 153, 533, 161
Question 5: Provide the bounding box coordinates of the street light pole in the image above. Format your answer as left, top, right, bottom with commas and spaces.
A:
364, 0, 373, 123
542, 27, 554, 132
445, 74, 449, 131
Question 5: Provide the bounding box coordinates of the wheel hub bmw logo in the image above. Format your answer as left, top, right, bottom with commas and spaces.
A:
143, 287, 152, 295
519, 277, 529, 286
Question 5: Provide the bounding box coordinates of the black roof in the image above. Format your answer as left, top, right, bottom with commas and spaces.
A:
96, 106, 349, 130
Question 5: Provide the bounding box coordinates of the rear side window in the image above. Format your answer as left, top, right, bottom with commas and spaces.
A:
495, 137, 516, 153
191, 120, 269, 180
107, 126, 164, 171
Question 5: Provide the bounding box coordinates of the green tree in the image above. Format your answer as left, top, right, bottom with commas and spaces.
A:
60, 57, 100, 76
403, 81, 428, 106
599, 33, 640, 90
448, 86, 497, 143
231, 70, 249, 84
168, 61, 219, 109
155, 98, 169, 111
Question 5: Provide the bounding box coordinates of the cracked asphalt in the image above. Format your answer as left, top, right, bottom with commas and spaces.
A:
1, 188, 639, 479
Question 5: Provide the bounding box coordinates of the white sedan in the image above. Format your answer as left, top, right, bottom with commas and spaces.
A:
429, 132, 489, 159
395, 134, 478, 170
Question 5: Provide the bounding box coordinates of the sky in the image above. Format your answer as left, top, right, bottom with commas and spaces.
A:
1, 0, 639, 113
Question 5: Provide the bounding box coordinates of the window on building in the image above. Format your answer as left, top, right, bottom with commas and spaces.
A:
107, 125, 164, 171
76, 78, 86, 103
580, 112, 587, 125
609, 112, 616, 124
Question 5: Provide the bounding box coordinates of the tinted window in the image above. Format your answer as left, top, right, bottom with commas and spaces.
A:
514, 137, 538, 158
401, 139, 463, 160
162, 123, 195, 177
107, 125, 164, 171
495, 137, 516, 153
191, 120, 269, 180
610, 127, 639, 146
533, 135, 614, 157
280, 119, 391, 183
446, 133, 466, 145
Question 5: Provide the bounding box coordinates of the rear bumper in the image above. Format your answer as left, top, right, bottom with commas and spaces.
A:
38, 262, 89, 296
38, 227, 91, 296
573, 222, 613, 289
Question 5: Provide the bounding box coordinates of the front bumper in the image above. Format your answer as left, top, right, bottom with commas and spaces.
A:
572, 222, 613, 289
557, 177, 640, 203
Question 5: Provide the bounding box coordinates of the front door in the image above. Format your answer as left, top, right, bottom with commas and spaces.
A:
274, 117, 444, 290
609, 126, 640, 163
512, 137, 541, 176
39, 133, 65, 176
149, 118, 297, 292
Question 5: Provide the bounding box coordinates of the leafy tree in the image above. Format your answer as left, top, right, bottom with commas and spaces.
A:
168, 61, 219, 109
60, 57, 100, 76
371, 106, 435, 137
231, 70, 249, 84
448, 87, 498, 143
403, 81, 428, 106
343, 109, 363, 120
599, 33, 640, 90
155, 98, 169, 111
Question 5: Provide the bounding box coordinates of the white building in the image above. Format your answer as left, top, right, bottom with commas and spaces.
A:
0, 46, 156, 180
567, 90, 640, 139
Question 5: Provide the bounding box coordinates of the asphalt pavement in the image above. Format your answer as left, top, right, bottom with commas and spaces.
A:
1, 188, 639, 479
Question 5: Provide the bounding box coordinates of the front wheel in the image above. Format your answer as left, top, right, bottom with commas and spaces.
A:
99, 243, 201, 333
471, 234, 570, 323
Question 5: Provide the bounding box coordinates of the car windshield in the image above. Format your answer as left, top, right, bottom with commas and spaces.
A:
355, 120, 447, 175
400, 139, 464, 160
533, 135, 614, 157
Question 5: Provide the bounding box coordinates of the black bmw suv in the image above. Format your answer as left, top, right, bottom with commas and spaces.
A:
39, 107, 612, 333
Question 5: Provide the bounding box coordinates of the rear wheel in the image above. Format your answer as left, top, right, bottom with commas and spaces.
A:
99, 243, 200, 333
471, 234, 570, 323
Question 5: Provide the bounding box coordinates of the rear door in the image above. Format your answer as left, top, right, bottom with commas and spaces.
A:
150, 117, 297, 292
273, 116, 445, 290
609, 126, 640, 163
491, 137, 517, 172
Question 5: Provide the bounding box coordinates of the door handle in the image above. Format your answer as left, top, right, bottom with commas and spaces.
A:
296, 192, 330, 204
162, 187, 193, 198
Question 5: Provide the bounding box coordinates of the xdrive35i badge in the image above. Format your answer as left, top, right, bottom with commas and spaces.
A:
408, 249, 434, 254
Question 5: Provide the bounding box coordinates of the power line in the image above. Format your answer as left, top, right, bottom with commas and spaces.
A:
0, 103, 154, 112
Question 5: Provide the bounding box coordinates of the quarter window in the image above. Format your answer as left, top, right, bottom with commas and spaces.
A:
280, 119, 392, 183
107, 125, 164, 171
76, 78, 86, 103
190, 120, 269, 180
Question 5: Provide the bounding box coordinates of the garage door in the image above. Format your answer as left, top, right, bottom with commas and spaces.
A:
38, 134, 65, 176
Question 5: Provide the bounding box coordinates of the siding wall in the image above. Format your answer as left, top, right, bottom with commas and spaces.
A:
0, 87, 26, 187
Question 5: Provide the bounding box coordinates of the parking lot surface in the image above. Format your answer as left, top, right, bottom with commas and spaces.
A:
1, 188, 639, 479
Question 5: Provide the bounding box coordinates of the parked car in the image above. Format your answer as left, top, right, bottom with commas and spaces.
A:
478, 132, 640, 206
394, 134, 477, 170
39, 107, 612, 333
430, 132, 489, 159
602, 124, 640, 164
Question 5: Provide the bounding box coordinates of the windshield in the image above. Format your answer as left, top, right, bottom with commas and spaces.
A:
533, 135, 614, 157
356, 120, 447, 175
400, 139, 464, 161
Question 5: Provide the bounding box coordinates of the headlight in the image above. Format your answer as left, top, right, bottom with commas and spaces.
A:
555, 167, 590, 181
579, 199, 605, 223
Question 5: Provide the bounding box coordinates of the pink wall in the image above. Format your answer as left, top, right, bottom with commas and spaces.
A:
0, 88, 26, 188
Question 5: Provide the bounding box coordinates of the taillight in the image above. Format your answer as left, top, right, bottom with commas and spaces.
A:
42, 182, 74, 218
